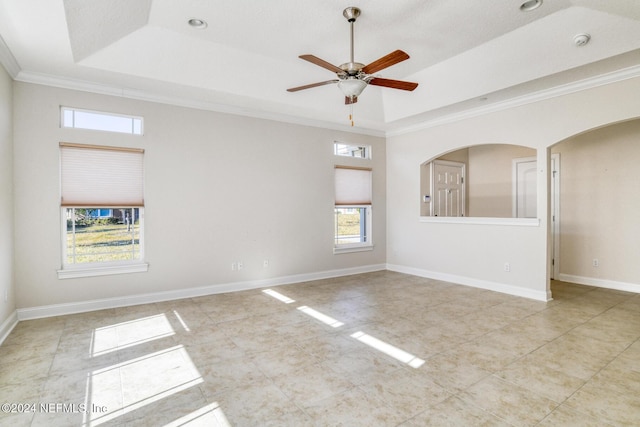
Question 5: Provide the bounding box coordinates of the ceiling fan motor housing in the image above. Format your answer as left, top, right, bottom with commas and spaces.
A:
340, 62, 365, 76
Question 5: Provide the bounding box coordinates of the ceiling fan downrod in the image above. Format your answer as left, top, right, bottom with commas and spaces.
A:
342, 7, 362, 126
339, 7, 364, 77
343, 7, 360, 65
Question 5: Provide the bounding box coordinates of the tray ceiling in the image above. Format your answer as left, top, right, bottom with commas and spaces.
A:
1, 0, 639, 134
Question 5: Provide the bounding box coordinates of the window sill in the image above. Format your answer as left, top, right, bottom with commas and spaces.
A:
57, 262, 149, 279
333, 245, 374, 255
419, 216, 540, 227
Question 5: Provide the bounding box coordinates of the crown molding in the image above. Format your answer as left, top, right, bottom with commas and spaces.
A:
10, 61, 640, 139
386, 64, 640, 137
0, 34, 20, 78
14, 70, 386, 138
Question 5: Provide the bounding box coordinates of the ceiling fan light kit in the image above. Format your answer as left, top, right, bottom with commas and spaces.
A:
338, 79, 367, 98
287, 6, 418, 126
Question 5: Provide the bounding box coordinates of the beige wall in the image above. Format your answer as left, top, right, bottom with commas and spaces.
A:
6, 75, 640, 314
552, 119, 640, 285
0, 65, 14, 328
467, 145, 536, 217
387, 76, 640, 300
12, 83, 386, 310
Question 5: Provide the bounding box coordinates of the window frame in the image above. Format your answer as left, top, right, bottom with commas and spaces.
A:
333, 164, 374, 254
334, 141, 371, 159
57, 142, 147, 279
58, 207, 147, 279
61, 106, 144, 136
333, 205, 373, 254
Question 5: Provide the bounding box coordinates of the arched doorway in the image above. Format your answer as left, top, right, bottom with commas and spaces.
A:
548, 118, 640, 293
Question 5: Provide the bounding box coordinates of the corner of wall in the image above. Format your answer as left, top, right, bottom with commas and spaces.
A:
0, 62, 16, 333
0, 310, 18, 345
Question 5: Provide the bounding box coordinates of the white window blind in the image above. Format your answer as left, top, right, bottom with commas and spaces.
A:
335, 166, 372, 205
60, 143, 144, 207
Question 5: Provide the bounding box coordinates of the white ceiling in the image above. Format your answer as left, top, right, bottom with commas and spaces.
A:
1, 0, 639, 135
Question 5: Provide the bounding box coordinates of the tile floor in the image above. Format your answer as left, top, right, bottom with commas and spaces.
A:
1, 271, 639, 426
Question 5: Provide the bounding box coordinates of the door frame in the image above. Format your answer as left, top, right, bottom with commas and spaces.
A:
512, 155, 560, 279
550, 153, 560, 280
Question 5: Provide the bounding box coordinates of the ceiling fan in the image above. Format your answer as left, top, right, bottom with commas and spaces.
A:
287, 7, 418, 107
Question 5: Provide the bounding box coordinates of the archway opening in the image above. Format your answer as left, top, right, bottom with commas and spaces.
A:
421, 144, 536, 218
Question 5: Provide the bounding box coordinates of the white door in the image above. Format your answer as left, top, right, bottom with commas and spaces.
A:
513, 157, 537, 218
512, 155, 560, 279
431, 160, 465, 217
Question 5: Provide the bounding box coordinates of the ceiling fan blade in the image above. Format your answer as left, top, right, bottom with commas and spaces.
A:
362, 50, 410, 74
368, 77, 418, 91
299, 55, 344, 74
345, 96, 358, 105
287, 80, 339, 92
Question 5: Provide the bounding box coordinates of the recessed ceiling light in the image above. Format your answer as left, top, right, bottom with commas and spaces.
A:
188, 18, 207, 29
520, 0, 543, 12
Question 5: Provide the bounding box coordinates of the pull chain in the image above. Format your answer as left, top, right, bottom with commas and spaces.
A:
349, 102, 354, 127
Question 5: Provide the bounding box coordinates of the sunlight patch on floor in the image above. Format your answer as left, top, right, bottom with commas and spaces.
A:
172, 310, 191, 332
297, 306, 344, 327
262, 288, 296, 304
351, 331, 425, 368
86, 345, 203, 426
91, 314, 175, 357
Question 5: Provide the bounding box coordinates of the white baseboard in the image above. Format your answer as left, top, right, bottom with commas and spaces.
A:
557, 273, 640, 294
16, 264, 387, 321
387, 264, 551, 302
0, 310, 18, 345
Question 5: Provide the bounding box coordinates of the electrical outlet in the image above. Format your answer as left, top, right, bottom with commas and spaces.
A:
504, 262, 511, 272
263, 259, 269, 268
237, 261, 243, 270
231, 262, 237, 271
593, 259, 599, 267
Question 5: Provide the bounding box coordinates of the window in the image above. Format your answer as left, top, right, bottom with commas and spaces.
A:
58, 143, 147, 278
61, 107, 143, 135
334, 166, 373, 253
335, 207, 369, 245
65, 207, 141, 264
334, 142, 370, 159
